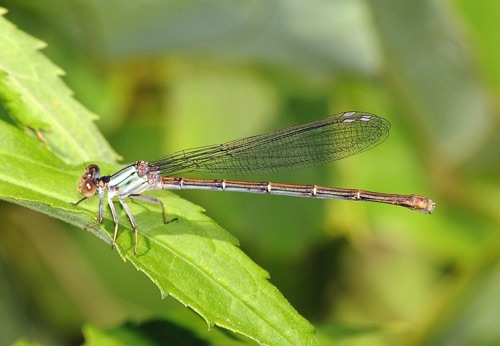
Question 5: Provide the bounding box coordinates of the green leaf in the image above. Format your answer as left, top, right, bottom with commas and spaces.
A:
0, 10, 317, 345
92, 1, 378, 76
0, 7, 118, 164
0, 119, 316, 346
367, 0, 493, 165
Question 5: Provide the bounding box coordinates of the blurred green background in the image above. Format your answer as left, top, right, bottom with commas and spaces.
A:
0, 0, 498, 345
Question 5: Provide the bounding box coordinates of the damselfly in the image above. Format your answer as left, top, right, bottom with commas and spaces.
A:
75, 111, 435, 254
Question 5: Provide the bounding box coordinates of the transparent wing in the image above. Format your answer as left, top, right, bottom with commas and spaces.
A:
151, 112, 390, 176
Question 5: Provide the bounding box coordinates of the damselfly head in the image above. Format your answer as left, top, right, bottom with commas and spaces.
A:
77, 164, 100, 197
83, 164, 100, 180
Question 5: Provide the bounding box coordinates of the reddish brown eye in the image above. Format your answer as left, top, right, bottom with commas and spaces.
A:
78, 178, 97, 197
84, 164, 100, 180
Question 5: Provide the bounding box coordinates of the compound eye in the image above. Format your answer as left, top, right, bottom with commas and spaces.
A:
83, 164, 100, 180
78, 178, 97, 197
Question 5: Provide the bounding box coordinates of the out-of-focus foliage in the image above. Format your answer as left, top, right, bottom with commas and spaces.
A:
0, 0, 498, 345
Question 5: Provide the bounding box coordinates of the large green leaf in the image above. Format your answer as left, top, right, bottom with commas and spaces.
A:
0, 7, 118, 164
367, 0, 493, 165
91, 0, 378, 76
0, 9, 316, 345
